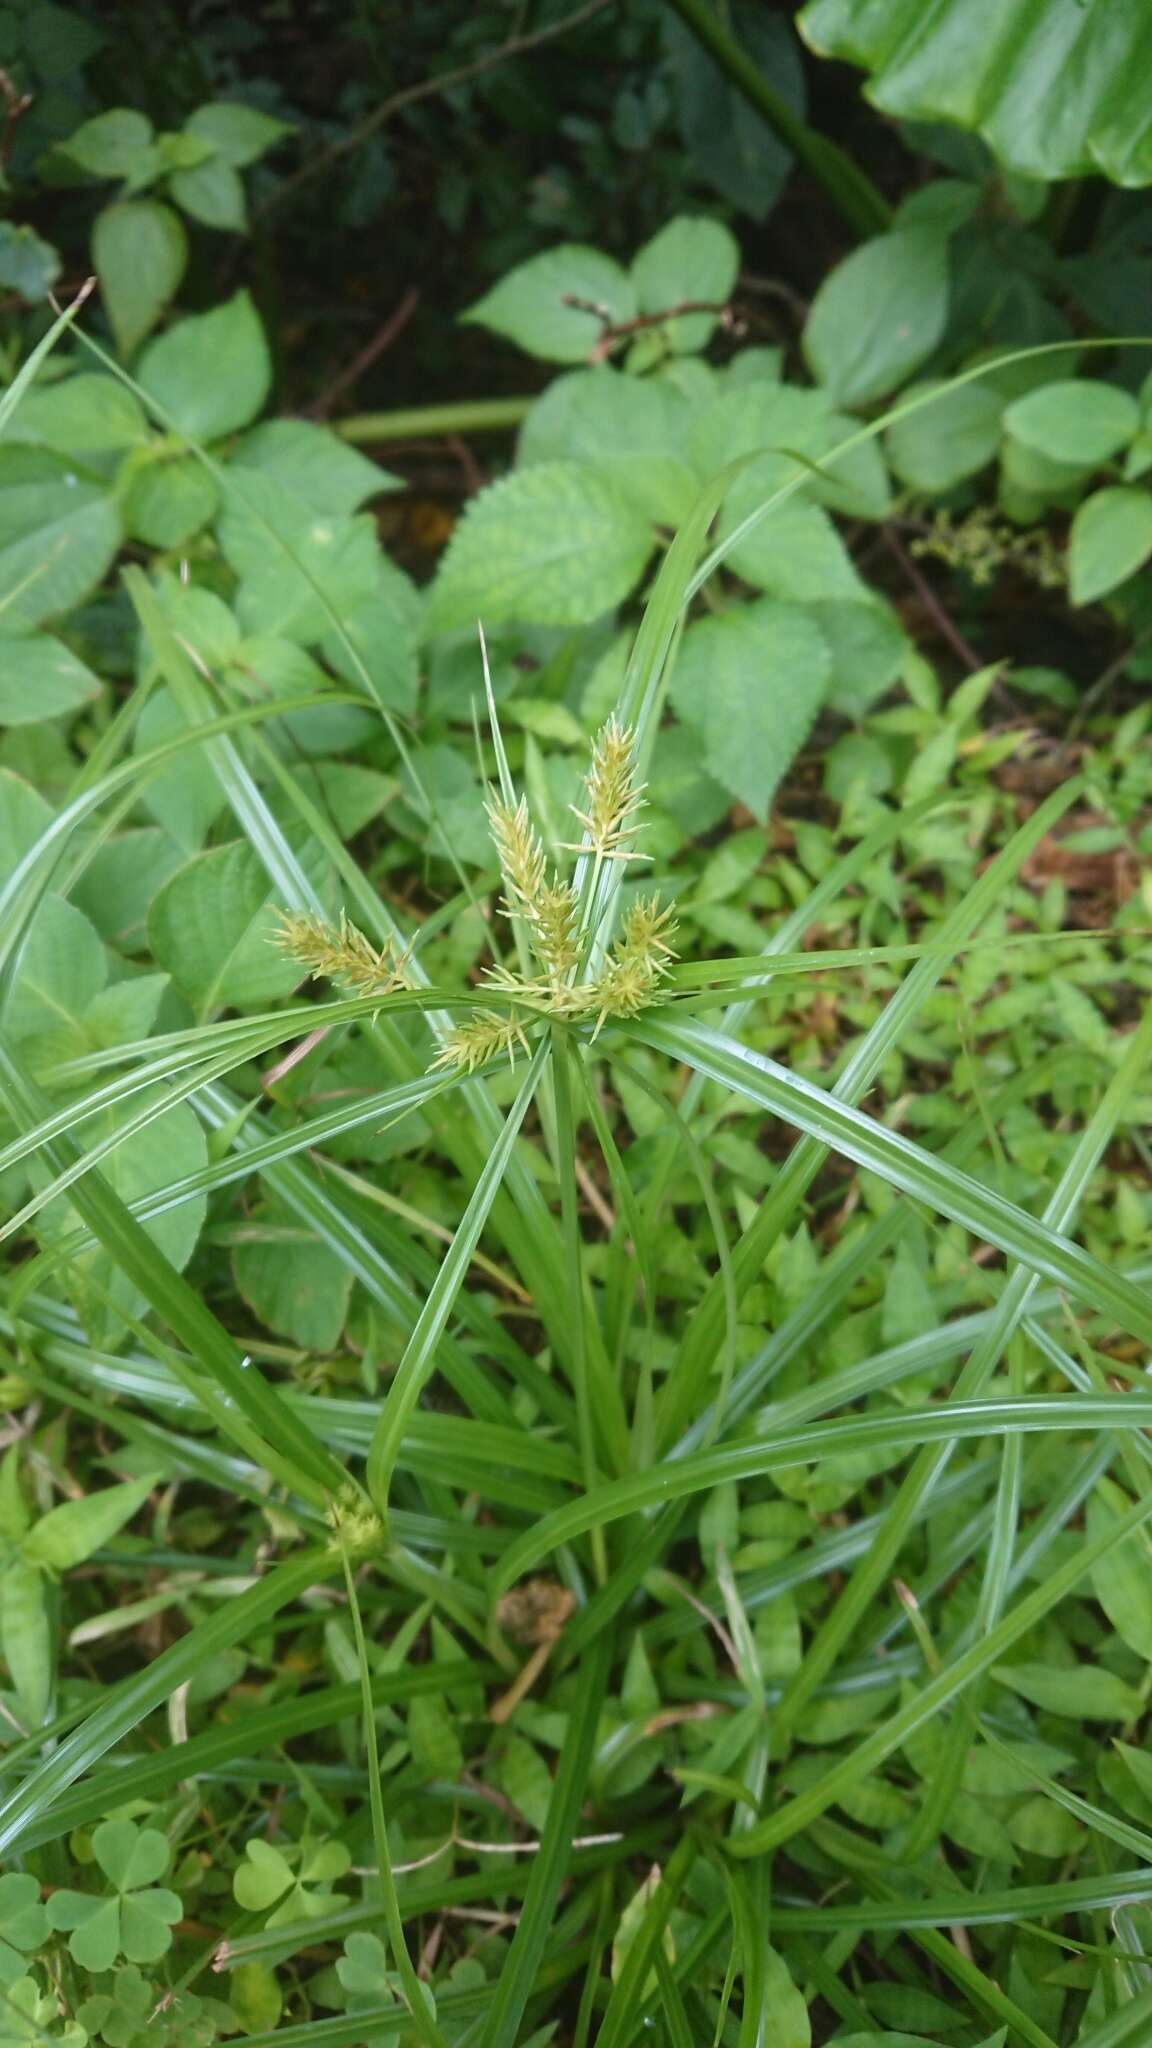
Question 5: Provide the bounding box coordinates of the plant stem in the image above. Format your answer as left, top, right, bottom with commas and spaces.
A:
663, 0, 892, 239
341, 1549, 450, 2048
336, 397, 533, 445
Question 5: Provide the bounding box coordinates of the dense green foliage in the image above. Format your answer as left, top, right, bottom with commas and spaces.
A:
2, 5, 1152, 2046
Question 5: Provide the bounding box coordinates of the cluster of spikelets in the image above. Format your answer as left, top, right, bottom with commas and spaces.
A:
273, 717, 678, 1076
325, 1485, 386, 1559
273, 909, 411, 1002
436, 717, 678, 1072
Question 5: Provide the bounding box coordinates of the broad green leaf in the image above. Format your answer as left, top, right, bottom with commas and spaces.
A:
24, 3, 103, 77
397, 741, 490, 864
689, 381, 890, 519
122, 456, 219, 547
689, 381, 834, 477
718, 479, 865, 598
518, 368, 698, 523
168, 156, 247, 230
318, 563, 421, 714
610, 1866, 675, 1994
631, 214, 741, 353
0, 222, 61, 302
35, 1095, 209, 1346
185, 101, 294, 167
664, 4, 804, 219
463, 244, 636, 363
1004, 379, 1139, 467
137, 290, 271, 440
133, 689, 228, 853
426, 464, 654, 632
232, 1217, 354, 1351
4, 372, 149, 453
93, 199, 188, 356
993, 1661, 1143, 1721
809, 598, 908, 716
0, 1557, 52, 1725
886, 376, 1003, 490
0, 636, 101, 725
799, 0, 1152, 186
6, 894, 106, 1043
217, 471, 382, 641
1088, 1480, 1152, 1662
669, 601, 831, 819
71, 829, 184, 951
231, 418, 397, 514
803, 228, 950, 407
60, 107, 154, 178
0, 448, 121, 635
1068, 484, 1152, 604
148, 840, 305, 1011
0, 770, 52, 877
23, 1473, 157, 1572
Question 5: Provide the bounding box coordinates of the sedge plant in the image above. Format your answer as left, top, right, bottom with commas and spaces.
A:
0, 314, 1150, 2048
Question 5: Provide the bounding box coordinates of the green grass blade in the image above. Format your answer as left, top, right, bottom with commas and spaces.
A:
0, 1042, 349, 1504
0, 1547, 338, 1856
636, 1014, 1152, 1348
0, 280, 94, 440
658, 778, 1082, 1439
494, 1394, 1152, 1583
728, 1479, 1152, 1858
366, 1044, 547, 1511
477, 1625, 614, 2048
767, 997, 1152, 1737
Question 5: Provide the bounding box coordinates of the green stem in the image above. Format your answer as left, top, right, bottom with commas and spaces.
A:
663, 0, 892, 239
551, 1026, 608, 1585
341, 1549, 450, 2048
336, 397, 533, 445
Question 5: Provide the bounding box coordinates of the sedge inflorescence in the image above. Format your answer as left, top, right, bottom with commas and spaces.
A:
273, 909, 412, 1001
434, 717, 679, 1074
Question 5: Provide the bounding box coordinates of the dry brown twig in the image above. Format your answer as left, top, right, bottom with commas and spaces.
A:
306, 286, 421, 420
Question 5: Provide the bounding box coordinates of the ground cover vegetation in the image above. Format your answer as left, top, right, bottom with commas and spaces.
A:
2, 1, 1152, 2042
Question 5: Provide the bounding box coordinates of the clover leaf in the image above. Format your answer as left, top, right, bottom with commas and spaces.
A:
76, 1967, 153, 2048
335, 1933, 401, 2014
0, 1975, 86, 2048
333, 1935, 436, 2027
45, 1821, 182, 1972
0, 1875, 48, 1986
232, 1836, 350, 1928
77, 1969, 232, 2048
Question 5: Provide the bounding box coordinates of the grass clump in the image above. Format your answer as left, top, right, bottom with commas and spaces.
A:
1, 305, 1151, 2048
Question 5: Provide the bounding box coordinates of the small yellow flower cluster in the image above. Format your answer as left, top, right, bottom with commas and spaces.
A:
274, 909, 410, 1000
487, 794, 580, 988
326, 1485, 386, 1558
564, 713, 648, 861
435, 719, 678, 1074
911, 507, 1063, 590
270, 721, 678, 1079
588, 895, 679, 1038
